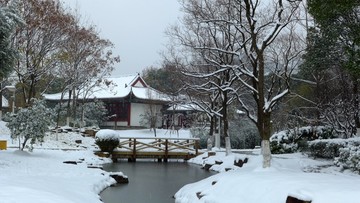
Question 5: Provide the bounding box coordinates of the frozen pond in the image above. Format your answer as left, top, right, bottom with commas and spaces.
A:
101, 160, 214, 203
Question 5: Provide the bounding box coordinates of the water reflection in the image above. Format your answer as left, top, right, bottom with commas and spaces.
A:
101, 160, 214, 203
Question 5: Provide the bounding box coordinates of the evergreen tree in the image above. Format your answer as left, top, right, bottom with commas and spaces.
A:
0, 1, 22, 118
0, 0, 22, 78
5, 99, 54, 151
300, 0, 360, 136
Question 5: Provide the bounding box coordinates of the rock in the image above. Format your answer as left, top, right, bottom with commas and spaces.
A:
215, 160, 223, 165
234, 159, 244, 167
87, 165, 103, 170
75, 140, 82, 144
63, 161, 77, 165
286, 196, 312, 203
196, 192, 204, 199
204, 164, 213, 171
208, 151, 216, 157
212, 181, 217, 185
110, 174, 129, 184
84, 129, 97, 137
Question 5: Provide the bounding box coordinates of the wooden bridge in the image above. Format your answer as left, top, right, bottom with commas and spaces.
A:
108, 137, 201, 162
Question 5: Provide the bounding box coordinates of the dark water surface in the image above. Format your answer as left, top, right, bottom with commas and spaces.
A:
100, 160, 214, 203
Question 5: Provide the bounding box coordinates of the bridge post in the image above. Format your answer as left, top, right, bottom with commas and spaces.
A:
195, 140, 199, 155
131, 138, 136, 162
164, 139, 168, 162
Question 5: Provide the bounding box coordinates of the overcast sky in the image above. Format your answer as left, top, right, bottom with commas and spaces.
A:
61, 0, 181, 76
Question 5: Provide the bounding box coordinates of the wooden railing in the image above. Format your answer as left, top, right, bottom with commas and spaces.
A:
112, 137, 200, 162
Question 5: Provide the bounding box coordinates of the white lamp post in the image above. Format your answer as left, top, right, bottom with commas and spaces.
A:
4, 86, 16, 113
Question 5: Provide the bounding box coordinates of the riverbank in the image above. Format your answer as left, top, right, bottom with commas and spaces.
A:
2, 121, 360, 203
0, 122, 194, 203
0, 125, 116, 203
175, 151, 360, 203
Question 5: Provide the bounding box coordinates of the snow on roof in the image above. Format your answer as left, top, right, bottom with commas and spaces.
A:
43, 75, 170, 102
166, 103, 202, 111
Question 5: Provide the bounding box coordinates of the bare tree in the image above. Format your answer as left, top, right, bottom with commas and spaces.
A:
167, 0, 305, 167
12, 0, 74, 106
229, 0, 305, 167
167, 0, 242, 155
55, 12, 119, 126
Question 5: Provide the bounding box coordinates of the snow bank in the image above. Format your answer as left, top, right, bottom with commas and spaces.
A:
0, 148, 115, 203
0, 124, 116, 203
175, 152, 360, 203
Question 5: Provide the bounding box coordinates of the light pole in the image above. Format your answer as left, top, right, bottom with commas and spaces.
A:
4, 86, 16, 113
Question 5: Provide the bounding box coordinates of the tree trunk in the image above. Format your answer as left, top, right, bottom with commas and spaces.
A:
260, 113, 272, 168
215, 116, 221, 149
21, 137, 29, 151
261, 139, 271, 168
223, 91, 231, 155
72, 87, 77, 127
225, 136, 231, 155
66, 89, 72, 126
257, 49, 272, 168
207, 116, 215, 150
353, 78, 360, 133
0, 81, 2, 120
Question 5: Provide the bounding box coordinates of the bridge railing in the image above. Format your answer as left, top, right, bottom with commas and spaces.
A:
117, 137, 200, 156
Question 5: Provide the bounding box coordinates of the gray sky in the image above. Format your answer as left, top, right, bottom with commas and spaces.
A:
61, 0, 181, 76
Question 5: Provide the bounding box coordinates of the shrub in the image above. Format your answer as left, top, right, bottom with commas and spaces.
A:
95, 129, 119, 153
270, 126, 335, 154
270, 140, 297, 154
334, 140, 360, 173
190, 127, 209, 149
308, 139, 346, 159
5, 99, 54, 151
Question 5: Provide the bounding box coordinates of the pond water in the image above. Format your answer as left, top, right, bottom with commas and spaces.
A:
100, 160, 214, 203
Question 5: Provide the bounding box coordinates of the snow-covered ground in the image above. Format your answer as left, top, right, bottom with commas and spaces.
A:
1, 120, 360, 203
0, 123, 193, 203
176, 151, 360, 203
0, 121, 115, 203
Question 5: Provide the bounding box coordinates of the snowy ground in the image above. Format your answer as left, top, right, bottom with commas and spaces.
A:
0, 123, 193, 203
175, 151, 360, 203
1, 121, 360, 203
0, 122, 115, 203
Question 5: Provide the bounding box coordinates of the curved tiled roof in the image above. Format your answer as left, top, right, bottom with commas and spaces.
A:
43, 75, 170, 102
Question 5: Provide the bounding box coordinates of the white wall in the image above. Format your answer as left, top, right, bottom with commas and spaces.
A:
130, 103, 147, 126
130, 103, 163, 127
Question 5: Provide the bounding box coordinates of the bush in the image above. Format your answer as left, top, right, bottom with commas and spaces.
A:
308, 139, 346, 159
190, 127, 209, 149
270, 141, 297, 154
270, 126, 335, 154
5, 99, 54, 151
95, 129, 119, 153
334, 140, 360, 173
95, 139, 119, 153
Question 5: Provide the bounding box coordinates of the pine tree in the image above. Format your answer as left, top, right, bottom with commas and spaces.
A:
5, 99, 54, 151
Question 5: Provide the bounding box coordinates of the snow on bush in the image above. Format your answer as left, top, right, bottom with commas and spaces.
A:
95, 129, 119, 141
5, 99, 54, 151
308, 139, 346, 159
308, 137, 360, 159
95, 129, 119, 153
270, 126, 334, 154
334, 138, 360, 173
